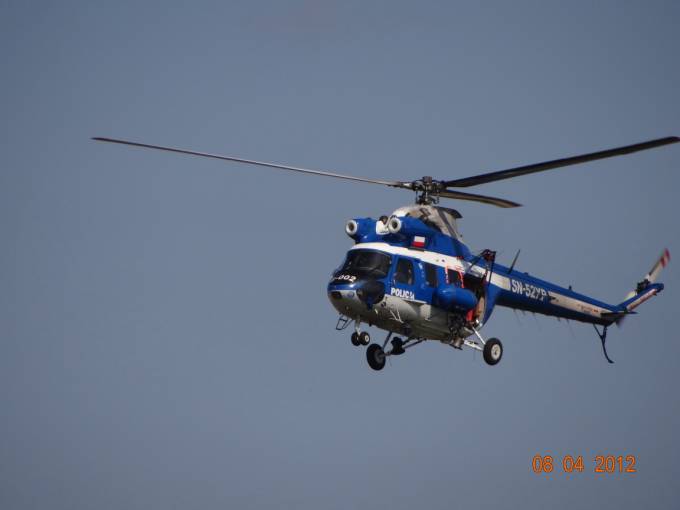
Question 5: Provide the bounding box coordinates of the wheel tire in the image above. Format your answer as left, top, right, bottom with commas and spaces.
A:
366, 343, 386, 371
351, 332, 361, 346
483, 338, 503, 366
359, 331, 371, 346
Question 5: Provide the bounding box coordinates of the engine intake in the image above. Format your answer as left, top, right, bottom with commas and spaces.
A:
387, 216, 402, 234
345, 219, 358, 236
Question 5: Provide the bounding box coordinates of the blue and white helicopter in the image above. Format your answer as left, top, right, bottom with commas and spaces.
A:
94, 136, 678, 370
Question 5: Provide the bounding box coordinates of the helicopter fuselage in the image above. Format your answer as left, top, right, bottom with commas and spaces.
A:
326, 210, 664, 354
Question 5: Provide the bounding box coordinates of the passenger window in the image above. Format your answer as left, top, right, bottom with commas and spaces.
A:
394, 258, 414, 285
447, 269, 462, 286
424, 263, 438, 287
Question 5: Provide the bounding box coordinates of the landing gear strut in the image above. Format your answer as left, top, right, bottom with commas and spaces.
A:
462, 326, 504, 366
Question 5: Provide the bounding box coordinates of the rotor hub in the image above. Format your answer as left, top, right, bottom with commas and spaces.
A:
412, 176, 443, 204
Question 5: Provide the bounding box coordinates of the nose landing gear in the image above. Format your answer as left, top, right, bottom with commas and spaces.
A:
351, 331, 371, 346
351, 332, 360, 346
350, 320, 371, 347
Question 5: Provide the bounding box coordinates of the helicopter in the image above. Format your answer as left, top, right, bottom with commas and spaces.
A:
93, 135, 678, 370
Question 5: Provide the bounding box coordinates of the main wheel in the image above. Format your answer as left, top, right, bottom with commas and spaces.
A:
359, 331, 371, 346
351, 332, 361, 346
483, 338, 503, 366
366, 343, 386, 371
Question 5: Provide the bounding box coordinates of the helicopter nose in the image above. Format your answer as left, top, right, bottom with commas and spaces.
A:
356, 280, 386, 307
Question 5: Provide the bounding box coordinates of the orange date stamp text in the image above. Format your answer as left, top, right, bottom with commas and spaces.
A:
531, 454, 637, 474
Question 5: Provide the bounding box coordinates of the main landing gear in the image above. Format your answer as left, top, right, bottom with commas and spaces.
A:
365, 331, 424, 371
483, 338, 503, 366
344, 318, 503, 370
351, 325, 405, 371
462, 326, 503, 366
366, 344, 386, 370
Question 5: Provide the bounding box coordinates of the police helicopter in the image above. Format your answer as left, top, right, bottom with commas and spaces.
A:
93, 136, 678, 370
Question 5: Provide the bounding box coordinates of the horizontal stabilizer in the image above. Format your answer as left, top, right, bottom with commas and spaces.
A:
619, 283, 664, 313
601, 310, 637, 321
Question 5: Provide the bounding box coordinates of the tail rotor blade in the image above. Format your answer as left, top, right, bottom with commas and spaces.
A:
646, 248, 671, 284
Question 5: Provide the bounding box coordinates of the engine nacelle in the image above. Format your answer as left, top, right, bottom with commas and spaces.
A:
345, 218, 375, 241
386, 215, 435, 245
435, 285, 478, 312
387, 216, 402, 234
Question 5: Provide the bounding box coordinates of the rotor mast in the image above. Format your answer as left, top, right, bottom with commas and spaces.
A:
414, 176, 439, 205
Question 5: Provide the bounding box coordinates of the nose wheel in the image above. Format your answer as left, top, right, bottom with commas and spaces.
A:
351, 331, 371, 346
351, 332, 360, 346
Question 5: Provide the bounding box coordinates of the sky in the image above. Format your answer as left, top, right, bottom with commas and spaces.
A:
2, 1, 679, 509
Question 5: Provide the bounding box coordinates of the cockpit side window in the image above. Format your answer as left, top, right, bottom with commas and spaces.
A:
424, 263, 438, 287
394, 258, 414, 285
447, 268, 462, 286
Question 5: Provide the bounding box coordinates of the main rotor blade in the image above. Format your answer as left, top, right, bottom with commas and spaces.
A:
437, 189, 521, 208
442, 136, 679, 188
92, 137, 408, 188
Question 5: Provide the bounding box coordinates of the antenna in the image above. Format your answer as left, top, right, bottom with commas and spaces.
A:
508, 249, 521, 273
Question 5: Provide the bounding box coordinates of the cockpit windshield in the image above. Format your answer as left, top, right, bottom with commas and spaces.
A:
336, 250, 392, 279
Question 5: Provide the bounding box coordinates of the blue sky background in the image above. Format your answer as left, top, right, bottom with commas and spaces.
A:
2, 1, 679, 509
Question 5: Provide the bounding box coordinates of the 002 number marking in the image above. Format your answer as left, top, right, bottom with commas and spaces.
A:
532, 454, 636, 474
333, 274, 357, 283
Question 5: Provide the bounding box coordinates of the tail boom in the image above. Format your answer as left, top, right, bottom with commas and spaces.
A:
494, 267, 619, 326
493, 249, 669, 326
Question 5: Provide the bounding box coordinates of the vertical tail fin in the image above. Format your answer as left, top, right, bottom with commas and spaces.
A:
617, 249, 669, 324
623, 248, 669, 300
